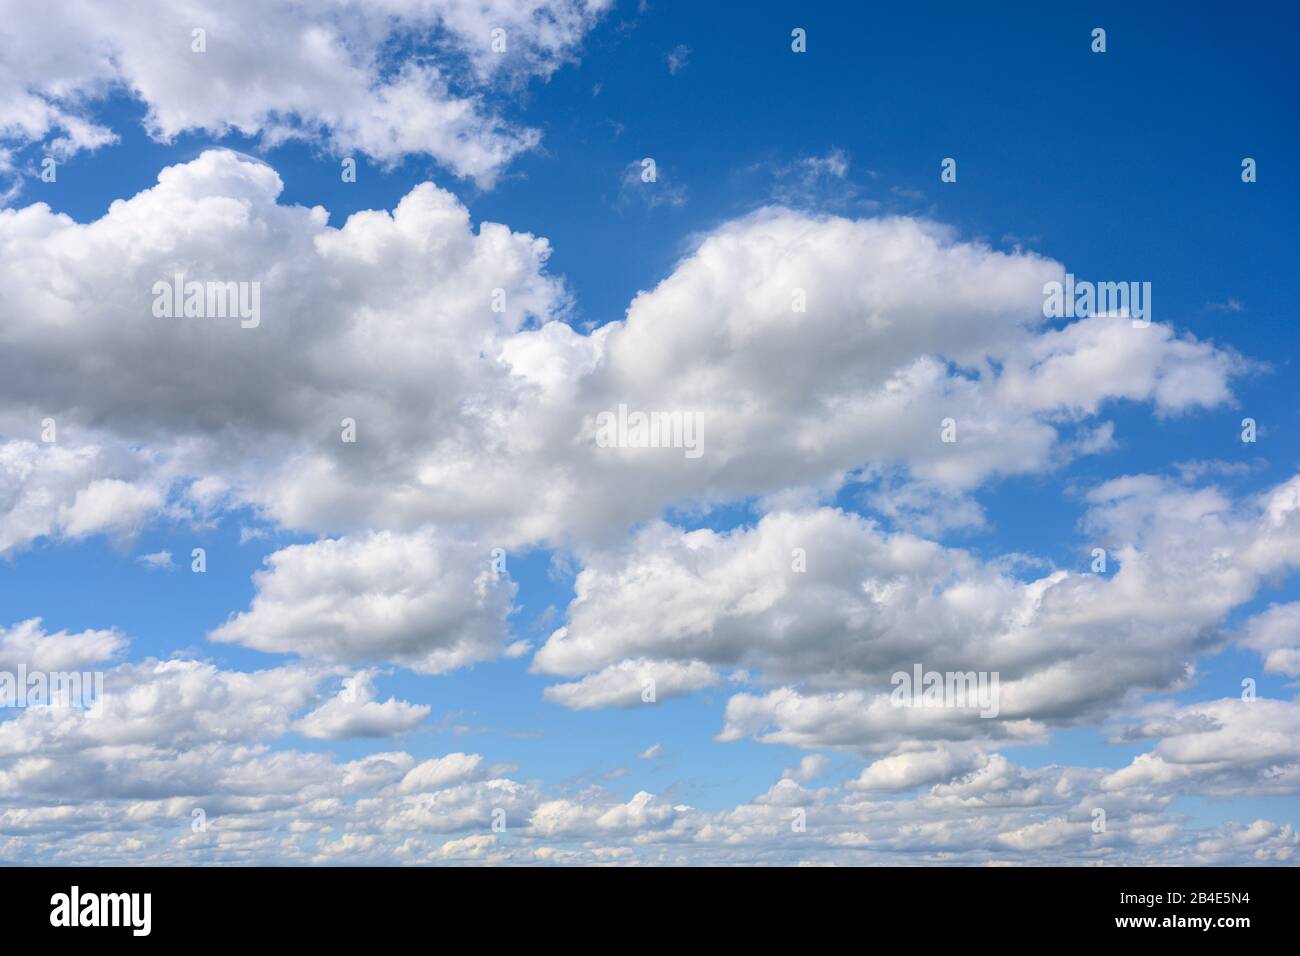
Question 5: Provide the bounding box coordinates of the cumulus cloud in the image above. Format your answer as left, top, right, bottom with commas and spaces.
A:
782, 754, 831, 783
849, 747, 988, 793
542, 658, 719, 709
0, 153, 1246, 555
0, 440, 168, 555
57, 478, 163, 539
1103, 697, 1300, 797
294, 672, 430, 739
210, 529, 517, 674
396, 752, 487, 794
0, 0, 610, 185
1239, 603, 1300, 676
717, 685, 1045, 757
0, 639, 1292, 865
0, 658, 325, 764
540, 472, 1300, 756
1194, 820, 1297, 864
530, 789, 688, 838
0, 618, 125, 672
0, 145, 1285, 867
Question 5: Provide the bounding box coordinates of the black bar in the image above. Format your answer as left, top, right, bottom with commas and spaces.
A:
0, 866, 1288, 942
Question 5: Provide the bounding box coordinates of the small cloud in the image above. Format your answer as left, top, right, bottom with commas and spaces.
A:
891, 184, 926, 202
617, 160, 687, 210
639, 743, 664, 760
782, 754, 830, 783
136, 550, 173, 570
295, 671, 430, 740
1000, 232, 1043, 249
1173, 459, 1258, 482
767, 148, 869, 210
798, 149, 848, 180
1206, 298, 1245, 313
186, 476, 229, 512
665, 44, 691, 75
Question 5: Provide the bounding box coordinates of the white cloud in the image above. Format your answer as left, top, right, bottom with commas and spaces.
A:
664, 45, 691, 75
782, 754, 831, 783
294, 672, 430, 739
0, 142, 1286, 868
1240, 603, 1300, 676
0, 642, 1292, 865
0, 0, 610, 185
397, 752, 485, 793
542, 472, 1300, 755
136, 550, 174, 570
210, 528, 517, 674
542, 658, 719, 709
0, 618, 125, 672
1103, 697, 1300, 797
0, 154, 1247, 555
0, 658, 324, 763
849, 747, 987, 793
0, 440, 168, 555
58, 478, 162, 539
530, 790, 687, 837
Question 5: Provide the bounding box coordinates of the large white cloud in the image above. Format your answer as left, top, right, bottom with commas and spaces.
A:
540, 472, 1300, 757
0, 618, 125, 672
0, 0, 610, 184
0, 149, 564, 552
1102, 697, 1300, 797
209, 528, 517, 674
0, 152, 1247, 556
0, 658, 324, 762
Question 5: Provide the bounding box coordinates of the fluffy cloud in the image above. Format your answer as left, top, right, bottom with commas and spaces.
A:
0, 150, 564, 549
0, 618, 125, 672
1239, 603, 1300, 676
782, 754, 831, 783
397, 752, 485, 793
0, 659, 324, 762
0, 0, 610, 183
541, 658, 720, 709
0, 153, 1247, 555
0, 640, 1293, 865
849, 747, 988, 793
294, 672, 430, 739
541, 472, 1300, 756
0, 440, 168, 555
529, 789, 689, 838
210, 528, 516, 674
717, 686, 1045, 757
0, 144, 1286, 866
1103, 697, 1300, 797
1193, 820, 1298, 864
57, 478, 163, 539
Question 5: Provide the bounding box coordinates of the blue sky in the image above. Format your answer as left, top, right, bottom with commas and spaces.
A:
0, 1, 1297, 865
